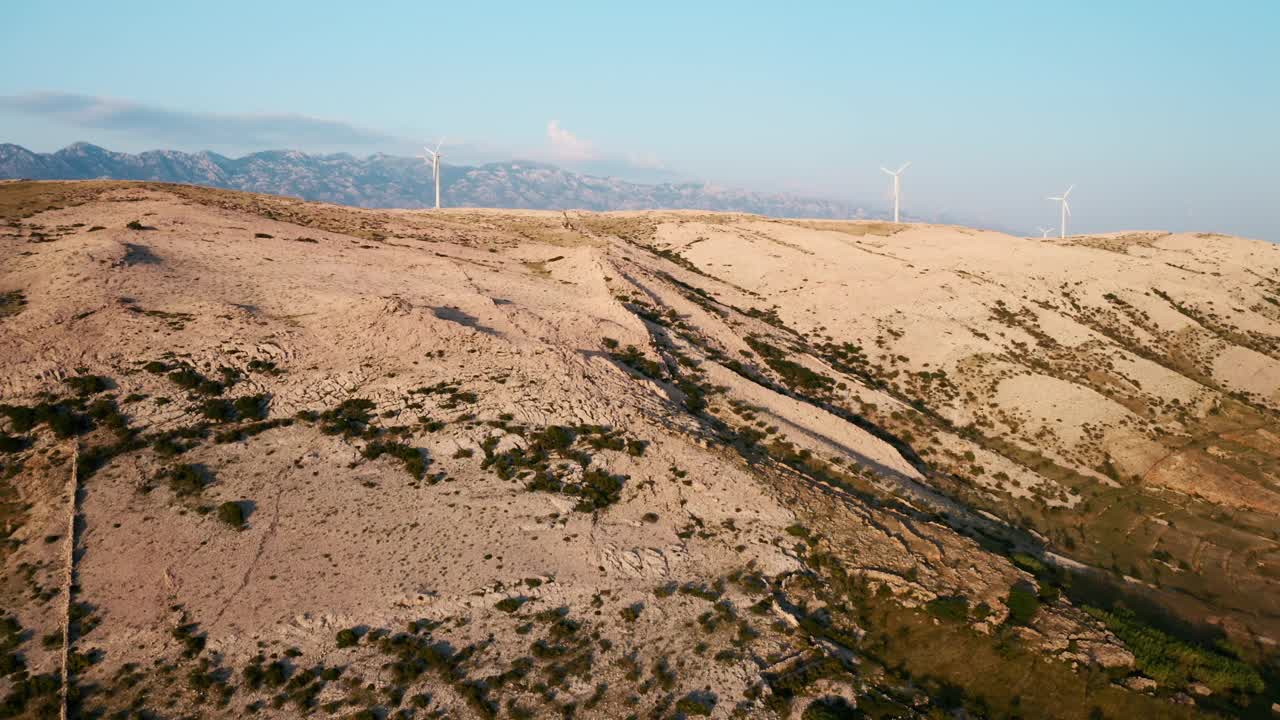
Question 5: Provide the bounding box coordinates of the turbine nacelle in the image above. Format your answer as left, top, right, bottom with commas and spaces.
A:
881, 161, 911, 177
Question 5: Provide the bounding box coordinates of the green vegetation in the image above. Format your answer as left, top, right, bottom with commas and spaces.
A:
303, 398, 375, 436
62, 374, 109, 396
925, 595, 970, 623
494, 597, 528, 613
167, 367, 224, 396
166, 464, 209, 496
0, 291, 27, 318
802, 697, 860, 720
0, 433, 27, 454
1085, 607, 1264, 694
480, 424, 632, 512
335, 628, 359, 649
362, 441, 429, 480
745, 335, 835, 395
1003, 585, 1040, 626
217, 501, 246, 529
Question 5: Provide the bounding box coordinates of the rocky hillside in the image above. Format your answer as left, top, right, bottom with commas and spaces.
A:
0, 180, 1276, 718
0, 143, 866, 218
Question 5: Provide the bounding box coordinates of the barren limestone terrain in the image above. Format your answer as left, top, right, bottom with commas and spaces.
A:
0, 180, 1277, 719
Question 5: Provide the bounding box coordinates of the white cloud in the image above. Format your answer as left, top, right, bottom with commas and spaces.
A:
545, 120, 598, 163
539, 120, 677, 182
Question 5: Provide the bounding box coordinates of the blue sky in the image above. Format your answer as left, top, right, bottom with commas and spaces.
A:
3, 1, 1277, 239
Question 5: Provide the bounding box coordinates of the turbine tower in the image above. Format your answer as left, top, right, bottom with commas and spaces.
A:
419, 138, 445, 209
881, 162, 911, 223
1047, 185, 1074, 238
1036, 226, 1054, 239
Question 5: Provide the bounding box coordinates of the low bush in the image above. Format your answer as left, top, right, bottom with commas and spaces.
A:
167, 464, 208, 496
362, 441, 429, 480
217, 501, 246, 529
925, 595, 970, 622
1004, 585, 1040, 626
0, 433, 28, 453
336, 628, 359, 648
62, 375, 109, 396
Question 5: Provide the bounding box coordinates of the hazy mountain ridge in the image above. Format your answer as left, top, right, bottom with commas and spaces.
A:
0, 142, 871, 217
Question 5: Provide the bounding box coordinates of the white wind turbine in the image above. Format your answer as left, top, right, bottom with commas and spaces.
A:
419, 138, 446, 209
881, 162, 911, 223
1047, 184, 1074, 238
1036, 226, 1054, 239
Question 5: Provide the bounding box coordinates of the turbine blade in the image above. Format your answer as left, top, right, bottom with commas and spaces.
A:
1064, 184, 1075, 197
898, 161, 911, 173
881, 167, 893, 175
1063, 200, 1072, 216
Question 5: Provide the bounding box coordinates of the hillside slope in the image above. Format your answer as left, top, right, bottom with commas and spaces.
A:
0, 180, 1276, 718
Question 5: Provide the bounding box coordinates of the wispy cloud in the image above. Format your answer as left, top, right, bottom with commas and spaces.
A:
0, 91, 402, 150
546, 120, 597, 163
540, 119, 675, 182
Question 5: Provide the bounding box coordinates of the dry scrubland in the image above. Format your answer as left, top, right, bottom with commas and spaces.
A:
0, 180, 1277, 719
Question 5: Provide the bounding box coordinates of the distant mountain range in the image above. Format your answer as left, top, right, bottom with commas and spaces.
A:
0, 142, 874, 218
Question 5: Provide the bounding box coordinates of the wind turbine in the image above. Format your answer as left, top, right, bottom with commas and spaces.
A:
1047, 185, 1074, 238
881, 162, 911, 223
1035, 226, 1054, 239
419, 138, 445, 209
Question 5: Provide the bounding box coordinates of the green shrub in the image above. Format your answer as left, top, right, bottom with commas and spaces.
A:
217, 501, 245, 529
1004, 585, 1040, 625
200, 399, 237, 422
674, 693, 715, 716
233, 395, 269, 421
167, 464, 208, 496
315, 399, 375, 435
168, 368, 224, 396
0, 433, 27, 453
62, 375, 109, 396
925, 596, 970, 622
362, 441, 428, 480
495, 597, 528, 613
335, 628, 359, 649
802, 696, 859, 720
0, 291, 27, 318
